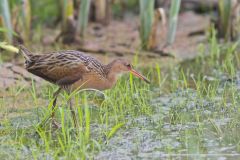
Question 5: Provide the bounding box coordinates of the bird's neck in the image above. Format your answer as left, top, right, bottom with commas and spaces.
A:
104, 61, 118, 88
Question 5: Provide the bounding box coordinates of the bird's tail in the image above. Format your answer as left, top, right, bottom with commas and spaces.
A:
18, 45, 32, 62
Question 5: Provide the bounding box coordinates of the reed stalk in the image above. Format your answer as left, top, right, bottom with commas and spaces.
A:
218, 0, 232, 40
166, 0, 181, 45
77, 0, 91, 37
0, 0, 13, 43
139, 0, 155, 50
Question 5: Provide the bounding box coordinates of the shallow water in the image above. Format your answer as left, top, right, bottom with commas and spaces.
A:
95, 87, 240, 159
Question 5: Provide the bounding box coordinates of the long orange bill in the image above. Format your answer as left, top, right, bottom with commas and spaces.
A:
130, 69, 150, 84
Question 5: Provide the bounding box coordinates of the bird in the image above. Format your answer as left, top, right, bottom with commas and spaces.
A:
18, 45, 150, 127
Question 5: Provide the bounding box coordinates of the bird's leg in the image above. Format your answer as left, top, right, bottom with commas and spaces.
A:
69, 97, 78, 128
51, 87, 62, 128
51, 88, 62, 118
39, 87, 62, 128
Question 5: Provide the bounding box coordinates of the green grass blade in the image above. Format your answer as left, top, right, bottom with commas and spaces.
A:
107, 122, 124, 139
218, 0, 231, 40
77, 0, 91, 37
84, 93, 90, 143
167, 0, 181, 45
0, 42, 19, 53
139, 0, 154, 49
156, 63, 161, 87
0, 27, 18, 37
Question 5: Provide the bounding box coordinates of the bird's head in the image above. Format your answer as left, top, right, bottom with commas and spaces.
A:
109, 58, 150, 84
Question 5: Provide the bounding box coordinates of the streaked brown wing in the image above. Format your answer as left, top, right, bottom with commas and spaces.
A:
28, 63, 87, 85
27, 51, 90, 85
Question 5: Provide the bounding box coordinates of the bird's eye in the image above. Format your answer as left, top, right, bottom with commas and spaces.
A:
126, 64, 131, 68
